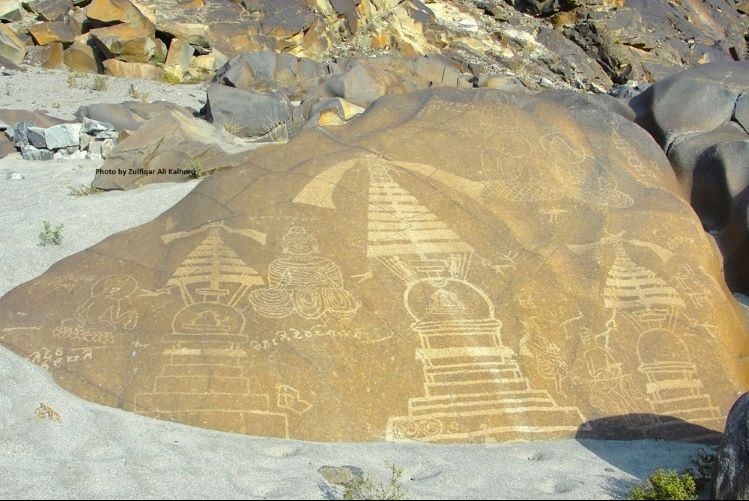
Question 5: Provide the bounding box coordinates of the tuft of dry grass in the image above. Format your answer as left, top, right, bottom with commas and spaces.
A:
93, 75, 108, 91
266, 120, 289, 144
341, 465, 407, 500
35, 403, 61, 422
221, 120, 247, 138
68, 184, 102, 197
128, 84, 149, 102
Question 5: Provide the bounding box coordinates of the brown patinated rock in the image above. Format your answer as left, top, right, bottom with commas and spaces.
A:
0, 24, 26, 65
102, 58, 162, 78
92, 109, 245, 189
0, 109, 66, 127
76, 100, 192, 131
562, 0, 747, 83
24, 41, 65, 69
163, 37, 194, 80
86, 0, 155, 30
25, 0, 72, 22
27, 21, 76, 45
63, 40, 101, 73
90, 24, 160, 63
0, 0, 21, 21
1, 88, 746, 443
157, 20, 211, 49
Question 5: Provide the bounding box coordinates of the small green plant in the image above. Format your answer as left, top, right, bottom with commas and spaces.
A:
341, 465, 406, 500
630, 469, 697, 500
128, 84, 149, 101
186, 158, 205, 179
68, 184, 101, 197
38, 221, 63, 247
51, 101, 60, 108
93, 75, 108, 91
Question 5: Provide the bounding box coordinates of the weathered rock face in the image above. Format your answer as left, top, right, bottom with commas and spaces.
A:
91, 109, 245, 190
631, 62, 749, 294
714, 393, 749, 500
206, 51, 497, 136
63, 40, 102, 73
76, 100, 192, 131
559, 0, 748, 84
0, 24, 26, 64
86, 0, 155, 29
203, 82, 293, 139
90, 24, 161, 63
27, 21, 76, 45
1, 88, 746, 443
102, 58, 162, 78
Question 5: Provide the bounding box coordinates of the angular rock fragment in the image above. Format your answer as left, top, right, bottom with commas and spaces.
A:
203, 83, 292, 139
102, 58, 162, 78
0, 24, 26, 65
90, 24, 160, 63
43, 123, 81, 150
63, 41, 101, 73
92, 109, 243, 188
27, 21, 75, 45
20, 144, 53, 160
24, 0, 73, 22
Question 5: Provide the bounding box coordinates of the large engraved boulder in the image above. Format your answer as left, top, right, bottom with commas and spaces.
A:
0, 88, 747, 443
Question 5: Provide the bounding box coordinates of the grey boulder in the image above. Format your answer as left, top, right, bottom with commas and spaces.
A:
714, 392, 749, 500
203, 82, 292, 139
44, 123, 81, 150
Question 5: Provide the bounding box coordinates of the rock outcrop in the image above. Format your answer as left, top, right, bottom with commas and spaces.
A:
714, 392, 749, 499
204, 51, 512, 137
91, 109, 246, 190
0, 88, 746, 443
10, 0, 747, 91
630, 62, 749, 294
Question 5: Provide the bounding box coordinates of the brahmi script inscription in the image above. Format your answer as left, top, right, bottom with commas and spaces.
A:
96, 168, 196, 176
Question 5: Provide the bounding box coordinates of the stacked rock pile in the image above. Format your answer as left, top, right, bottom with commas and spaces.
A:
3, 116, 117, 160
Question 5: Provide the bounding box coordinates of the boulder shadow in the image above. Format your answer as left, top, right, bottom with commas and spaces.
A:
577, 413, 722, 444
575, 414, 722, 478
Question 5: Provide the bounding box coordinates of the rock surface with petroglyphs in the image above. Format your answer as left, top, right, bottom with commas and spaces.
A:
0, 87, 747, 443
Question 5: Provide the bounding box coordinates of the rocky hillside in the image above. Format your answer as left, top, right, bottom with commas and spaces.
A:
1, 0, 746, 90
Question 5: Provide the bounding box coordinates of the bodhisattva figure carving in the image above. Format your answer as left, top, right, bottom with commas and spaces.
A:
247, 227, 361, 320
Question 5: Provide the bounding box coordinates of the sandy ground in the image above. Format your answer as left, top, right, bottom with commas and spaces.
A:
0, 66, 208, 120
0, 154, 200, 297
0, 340, 707, 499
0, 82, 711, 499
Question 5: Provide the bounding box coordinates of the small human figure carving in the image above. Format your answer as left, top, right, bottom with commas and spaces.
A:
53, 274, 139, 344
